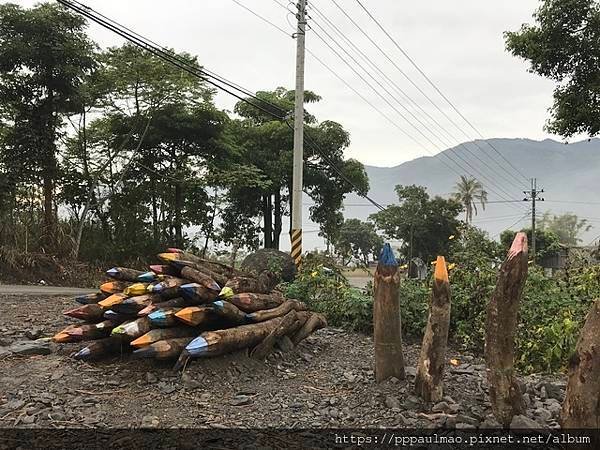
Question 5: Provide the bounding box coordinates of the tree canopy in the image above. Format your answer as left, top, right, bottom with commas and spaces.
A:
505, 0, 600, 137
539, 211, 592, 245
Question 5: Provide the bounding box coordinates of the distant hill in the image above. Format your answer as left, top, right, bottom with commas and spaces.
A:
339, 138, 600, 247
286, 138, 599, 251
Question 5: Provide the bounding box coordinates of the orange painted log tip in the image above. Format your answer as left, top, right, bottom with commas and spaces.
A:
434, 256, 449, 282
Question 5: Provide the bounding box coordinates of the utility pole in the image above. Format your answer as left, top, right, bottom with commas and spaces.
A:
290, 0, 307, 268
523, 178, 544, 264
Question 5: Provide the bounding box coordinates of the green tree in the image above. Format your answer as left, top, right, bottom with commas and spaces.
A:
334, 218, 383, 266
539, 211, 592, 245
452, 175, 488, 223
505, 0, 600, 137
0, 3, 96, 248
224, 87, 369, 251
500, 228, 561, 260
370, 185, 462, 262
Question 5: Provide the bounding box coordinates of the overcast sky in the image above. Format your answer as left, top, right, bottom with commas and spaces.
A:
16, 0, 566, 167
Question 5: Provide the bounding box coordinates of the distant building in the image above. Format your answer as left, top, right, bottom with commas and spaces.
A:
540, 244, 600, 271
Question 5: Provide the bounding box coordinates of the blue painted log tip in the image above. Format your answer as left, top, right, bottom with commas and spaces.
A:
148, 310, 166, 320
73, 347, 91, 359
181, 283, 200, 291
379, 243, 398, 267
106, 268, 118, 276
185, 336, 208, 356
138, 271, 156, 282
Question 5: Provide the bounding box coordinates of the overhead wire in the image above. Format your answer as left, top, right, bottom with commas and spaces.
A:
57, 0, 387, 211
309, 2, 526, 193
351, 0, 531, 187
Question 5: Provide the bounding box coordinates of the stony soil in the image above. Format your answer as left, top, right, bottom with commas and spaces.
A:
0, 294, 566, 430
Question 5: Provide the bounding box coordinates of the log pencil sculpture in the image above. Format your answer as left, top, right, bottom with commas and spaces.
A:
373, 243, 405, 382
560, 299, 600, 429
415, 256, 451, 402
485, 232, 528, 427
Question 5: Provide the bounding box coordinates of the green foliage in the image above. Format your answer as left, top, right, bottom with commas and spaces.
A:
505, 0, 600, 137
370, 185, 462, 262
282, 253, 373, 332
333, 218, 383, 266
539, 211, 592, 245
500, 228, 561, 260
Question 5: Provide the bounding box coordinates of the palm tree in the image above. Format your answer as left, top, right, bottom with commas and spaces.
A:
452, 176, 488, 224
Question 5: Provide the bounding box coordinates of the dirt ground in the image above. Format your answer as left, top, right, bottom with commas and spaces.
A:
0, 294, 565, 431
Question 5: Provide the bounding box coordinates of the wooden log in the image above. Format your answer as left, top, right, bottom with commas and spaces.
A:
227, 292, 285, 313
224, 271, 278, 295
72, 336, 127, 361
147, 307, 183, 328
180, 266, 221, 291
98, 293, 128, 308
169, 259, 228, 286
183, 316, 287, 359
64, 304, 105, 322
149, 264, 180, 277
415, 256, 452, 402
99, 281, 131, 295
246, 299, 307, 323
123, 282, 151, 296
53, 324, 79, 343
74, 292, 108, 305
560, 299, 600, 428
211, 300, 248, 325
111, 317, 151, 340
64, 320, 119, 342
175, 305, 217, 327
106, 267, 146, 282
137, 297, 186, 316
130, 327, 199, 348
104, 310, 137, 323
485, 232, 528, 427
132, 337, 195, 360
179, 283, 219, 304
373, 243, 405, 382
112, 294, 163, 314
250, 310, 298, 360
291, 312, 327, 345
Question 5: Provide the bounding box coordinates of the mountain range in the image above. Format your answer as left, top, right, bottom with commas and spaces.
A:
296, 137, 600, 251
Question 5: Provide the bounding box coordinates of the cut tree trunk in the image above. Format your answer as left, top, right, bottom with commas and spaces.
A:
561, 299, 600, 429
291, 312, 327, 345
250, 310, 298, 360
246, 299, 307, 323
373, 243, 405, 382
227, 292, 285, 313
485, 232, 528, 427
415, 255, 451, 402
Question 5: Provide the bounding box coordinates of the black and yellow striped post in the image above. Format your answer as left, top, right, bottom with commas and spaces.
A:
290, 228, 302, 268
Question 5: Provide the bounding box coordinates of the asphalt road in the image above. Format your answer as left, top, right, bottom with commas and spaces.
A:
0, 285, 95, 296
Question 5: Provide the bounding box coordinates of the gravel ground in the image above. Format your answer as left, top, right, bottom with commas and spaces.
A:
0, 294, 566, 430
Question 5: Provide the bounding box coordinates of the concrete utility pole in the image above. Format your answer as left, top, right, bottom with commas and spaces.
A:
523, 178, 544, 264
290, 0, 307, 268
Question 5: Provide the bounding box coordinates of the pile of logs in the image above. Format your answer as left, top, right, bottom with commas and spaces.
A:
53, 248, 326, 369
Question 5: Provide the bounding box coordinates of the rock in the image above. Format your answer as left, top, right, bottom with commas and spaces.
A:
0, 347, 11, 359
403, 396, 421, 409
241, 248, 297, 282
510, 415, 540, 429
329, 408, 339, 418
456, 414, 479, 426
9, 340, 51, 356
388, 376, 400, 384
543, 382, 564, 401
145, 372, 158, 384
539, 386, 547, 400
448, 403, 460, 414
157, 382, 176, 394
534, 408, 552, 422
481, 415, 502, 428
21, 415, 36, 425
24, 328, 43, 340
432, 401, 450, 413
230, 395, 252, 406
385, 396, 401, 410
545, 399, 562, 419
141, 415, 159, 427
5, 399, 25, 410
455, 422, 476, 429
405, 366, 417, 377
522, 393, 531, 408
450, 365, 475, 375
181, 373, 201, 389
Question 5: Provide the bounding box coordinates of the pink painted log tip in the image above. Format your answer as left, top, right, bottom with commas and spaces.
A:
508, 232, 528, 259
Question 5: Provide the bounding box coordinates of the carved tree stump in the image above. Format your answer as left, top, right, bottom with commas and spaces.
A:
485, 232, 528, 427
415, 255, 451, 402
561, 299, 600, 429
374, 243, 405, 382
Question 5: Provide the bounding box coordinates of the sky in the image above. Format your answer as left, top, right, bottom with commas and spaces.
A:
15, 0, 565, 167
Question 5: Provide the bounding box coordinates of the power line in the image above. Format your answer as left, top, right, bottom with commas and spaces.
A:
307, 24, 526, 210
491, 212, 531, 239
352, 0, 531, 186
57, 0, 387, 212
309, 3, 526, 192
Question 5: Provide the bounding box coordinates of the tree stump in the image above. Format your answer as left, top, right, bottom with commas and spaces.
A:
561, 299, 600, 428
415, 255, 451, 402
485, 232, 528, 427
373, 243, 405, 382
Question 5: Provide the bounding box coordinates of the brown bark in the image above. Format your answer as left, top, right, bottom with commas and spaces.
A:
263, 194, 273, 248
415, 256, 451, 402
485, 232, 528, 427
246, 299, 307, 323
273, 190, 282, 249
373, 243, 405, 382
561, 299, 600, 429
250, 310, 298, 360
291, 312, 327, 345
227, 292, 285, 313
225, 272, 277, 294
174, 181, 183, 248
